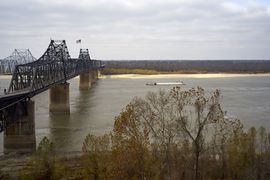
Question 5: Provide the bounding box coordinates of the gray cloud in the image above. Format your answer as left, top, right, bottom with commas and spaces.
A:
0, 0, 269, 59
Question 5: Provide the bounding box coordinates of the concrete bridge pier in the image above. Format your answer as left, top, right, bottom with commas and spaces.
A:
90, 70, 96, 84
93, 69, 99, 82
79, 72, 91, 90
49, 82, 70, 113
95, 69, 99, 80
4, 100, 36, 154
97, 70, 101, 78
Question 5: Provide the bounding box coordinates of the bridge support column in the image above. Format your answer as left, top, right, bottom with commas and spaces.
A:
49, 82, 70, 113
90, 71, 96, 84
95, 70, 99, 80
94, 70, 98, 81
79, 72, 91, 90
4, 100, 36, 154
97, 70, 101, 78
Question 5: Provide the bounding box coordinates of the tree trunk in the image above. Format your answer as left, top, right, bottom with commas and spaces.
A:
195, 147, 200, 180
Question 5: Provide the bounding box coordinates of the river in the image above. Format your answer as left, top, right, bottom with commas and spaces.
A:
0, 74, 270, 153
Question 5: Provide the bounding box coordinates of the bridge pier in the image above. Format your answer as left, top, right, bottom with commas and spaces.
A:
4, 100, 36, 154
79, 72, 91, 90
49, 82, 70, 113
90, 71, 95, 84
95, 69, 99, 80
91, 70, 99, 84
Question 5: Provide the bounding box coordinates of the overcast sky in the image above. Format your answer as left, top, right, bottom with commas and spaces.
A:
0, 0, 269, 60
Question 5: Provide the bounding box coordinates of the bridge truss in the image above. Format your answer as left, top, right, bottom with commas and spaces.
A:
0, 49, 36, 74
0, 40, 102, 132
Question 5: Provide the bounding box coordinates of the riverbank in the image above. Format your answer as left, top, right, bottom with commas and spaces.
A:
101, 67, 270, 76
100, 73, 270, 79
0, 153, 83, 179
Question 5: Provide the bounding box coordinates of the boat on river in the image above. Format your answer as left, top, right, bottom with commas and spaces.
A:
146, 81, 185, 86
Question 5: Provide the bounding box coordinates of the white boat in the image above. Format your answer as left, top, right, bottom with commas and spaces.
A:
146, 81, 185, 86
146, 82, 157, 86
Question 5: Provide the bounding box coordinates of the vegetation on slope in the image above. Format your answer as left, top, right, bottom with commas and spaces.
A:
17, 87, 270, 179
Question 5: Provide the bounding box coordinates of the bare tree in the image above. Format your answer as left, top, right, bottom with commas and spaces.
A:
168, 87, 226, 179
131, 87, 229, 179
133, 90, 178, 179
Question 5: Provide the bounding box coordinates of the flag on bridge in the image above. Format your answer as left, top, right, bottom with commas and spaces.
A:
76, 39, 81, 43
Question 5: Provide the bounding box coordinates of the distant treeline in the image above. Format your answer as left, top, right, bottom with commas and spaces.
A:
102, 60, 270, 73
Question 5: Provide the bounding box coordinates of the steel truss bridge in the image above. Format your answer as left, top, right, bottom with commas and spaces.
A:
0, 40, 103, 132
0, 49, 36, 74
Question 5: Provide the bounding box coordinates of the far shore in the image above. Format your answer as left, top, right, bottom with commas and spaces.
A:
100, 73, 270, 79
